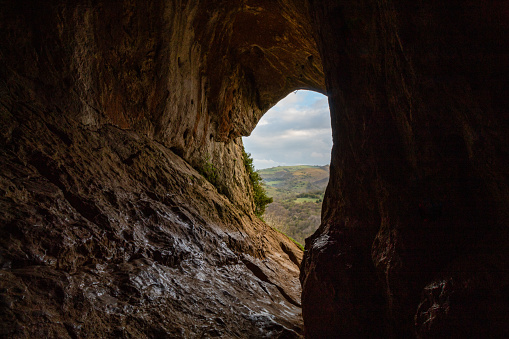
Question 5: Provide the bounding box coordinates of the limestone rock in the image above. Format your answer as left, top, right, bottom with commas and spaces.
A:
1, 0, 508, 338
0, 92, 306, 337
0, 1, 320, 337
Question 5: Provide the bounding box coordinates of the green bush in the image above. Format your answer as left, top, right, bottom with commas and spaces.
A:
198, 155, 219, 187
242, 149, 273, 217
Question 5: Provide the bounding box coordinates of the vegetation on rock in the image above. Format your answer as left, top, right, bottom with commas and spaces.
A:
242, 149, 273, 217
197, 155, 220, 188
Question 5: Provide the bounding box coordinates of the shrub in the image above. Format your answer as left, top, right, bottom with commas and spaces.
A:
198, 155, 219, 187
242, 149, 273, 217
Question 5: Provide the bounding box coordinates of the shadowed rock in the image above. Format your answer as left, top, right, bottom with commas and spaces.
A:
1, 0, 508, 338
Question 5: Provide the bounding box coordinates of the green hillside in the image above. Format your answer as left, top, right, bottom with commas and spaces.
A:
258, 165, 329, 245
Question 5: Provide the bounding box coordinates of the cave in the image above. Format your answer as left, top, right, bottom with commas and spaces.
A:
1, 1, 508, 338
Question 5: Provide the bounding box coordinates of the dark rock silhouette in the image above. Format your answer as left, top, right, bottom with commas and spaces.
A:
301, 1, 509, 338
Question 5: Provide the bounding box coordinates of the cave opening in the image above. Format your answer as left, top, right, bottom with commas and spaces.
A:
242, 90, 332, 246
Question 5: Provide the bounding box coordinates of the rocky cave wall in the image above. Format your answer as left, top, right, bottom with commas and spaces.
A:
0, 1, 324, 337
1, 0, 508, 338
301, 0, 509, 337
0, 0, 324, 214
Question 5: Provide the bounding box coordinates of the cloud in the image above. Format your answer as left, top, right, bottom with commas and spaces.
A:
243, 90, 332, 169
256, 119, 269, 126
254, 159, 280, 168
311, 152, 329, 159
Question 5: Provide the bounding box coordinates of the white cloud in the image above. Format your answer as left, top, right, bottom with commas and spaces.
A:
253, 159, 280, 169
256, 119, 269, 126
311, 152, 328, 158
279, 128, 331, 139
243, 90, 332, 169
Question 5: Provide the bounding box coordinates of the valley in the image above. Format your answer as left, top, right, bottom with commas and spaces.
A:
259, 165, 329, 246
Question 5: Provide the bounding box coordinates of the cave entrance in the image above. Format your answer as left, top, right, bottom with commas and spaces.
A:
242, 90, 332, 246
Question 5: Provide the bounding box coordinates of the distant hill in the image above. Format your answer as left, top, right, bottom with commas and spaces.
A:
258, 165, 329, 245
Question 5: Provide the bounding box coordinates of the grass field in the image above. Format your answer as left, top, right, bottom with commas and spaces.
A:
295, 197, 320, 203
258, 165, 329, 199
258, 165, 329, 244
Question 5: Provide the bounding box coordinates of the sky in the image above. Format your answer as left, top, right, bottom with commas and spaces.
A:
242, 90, 332, 170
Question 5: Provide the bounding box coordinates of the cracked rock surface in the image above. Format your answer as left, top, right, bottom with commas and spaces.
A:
0, 95, 303, 338
2, 0, 509, 338
0, 1, 319, 337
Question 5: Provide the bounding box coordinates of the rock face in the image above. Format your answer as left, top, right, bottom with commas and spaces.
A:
301, 1, 509, 338
0, 1, 322, 337
1, 0, 508, 338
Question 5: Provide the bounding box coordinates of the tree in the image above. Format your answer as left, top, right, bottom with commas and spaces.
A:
242, 149, 273, 217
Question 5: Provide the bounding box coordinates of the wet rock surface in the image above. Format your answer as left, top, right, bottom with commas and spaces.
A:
0, 96, 303, 338
0, 1, 317, 337
2, 0, 509, 338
